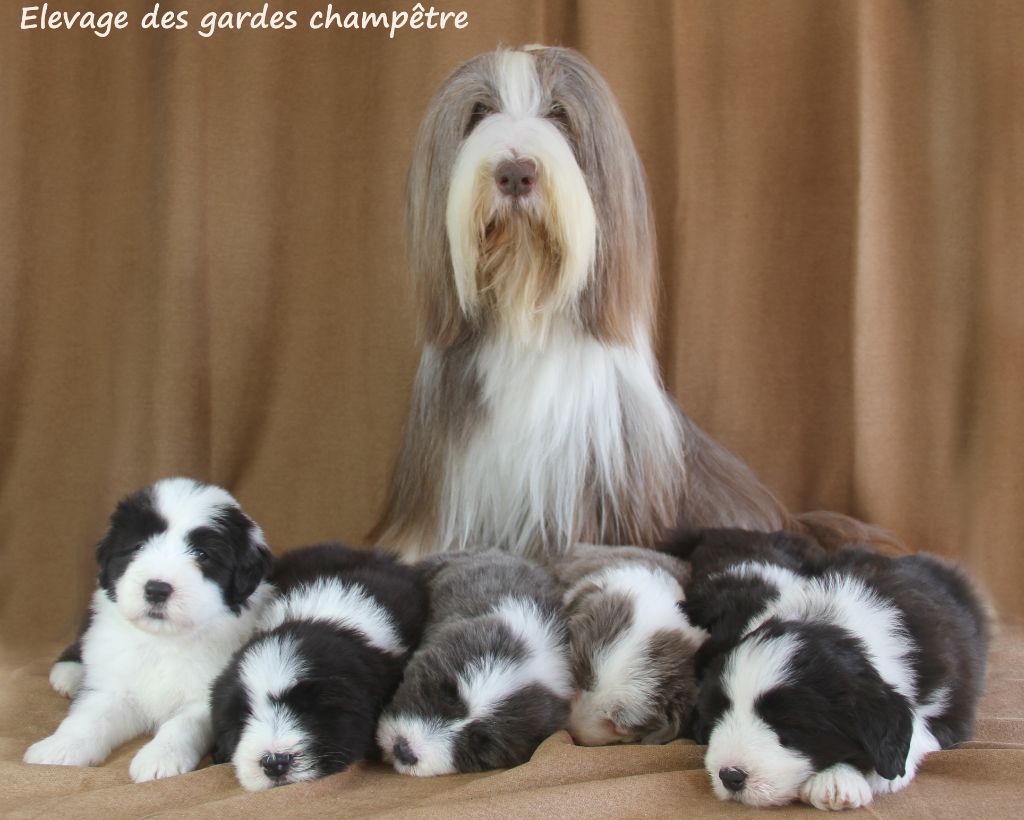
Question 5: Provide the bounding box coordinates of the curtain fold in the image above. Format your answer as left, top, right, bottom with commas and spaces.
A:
1, 0, 1021, 641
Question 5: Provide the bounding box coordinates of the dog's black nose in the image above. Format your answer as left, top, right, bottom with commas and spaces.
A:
260, 752, 294, 779
719, 766, 747, 793
392, 737, 418, 767
494, 158, 537, 197
144, 580, 173, 604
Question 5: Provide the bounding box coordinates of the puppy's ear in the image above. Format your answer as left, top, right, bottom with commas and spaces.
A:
852, 686, 913, 780
229, 539, 272, 611
95, 533, 113, 591
218, 506, 272, 609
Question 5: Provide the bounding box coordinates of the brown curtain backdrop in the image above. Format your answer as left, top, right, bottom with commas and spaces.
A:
1, 0, 1021, 651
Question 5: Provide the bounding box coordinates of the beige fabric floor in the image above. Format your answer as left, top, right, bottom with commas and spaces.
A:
3, 625, 1021, 818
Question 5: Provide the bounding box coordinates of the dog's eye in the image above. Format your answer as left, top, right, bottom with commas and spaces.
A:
193, 549, 209, 562
132, 542, 145, 552
547, 102, 570, 129
466, 101, 491, 133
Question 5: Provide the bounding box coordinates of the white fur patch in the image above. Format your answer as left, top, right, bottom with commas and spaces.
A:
377, 714, 459, 777
705, 633, 815, 807
49, 661, 84, 699
232, 634, 315, 791
717, 561, 804, 596
567, 564, 706, 745
260, 578, 405, 656
800, 763, 873, 811
436, 326, 682, 556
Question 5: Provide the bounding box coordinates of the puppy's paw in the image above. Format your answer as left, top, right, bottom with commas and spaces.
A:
867, 769, 912, 795
800, 763, 873, 811
49, 661, 84, 699
129, 740, 199, 782
24, 734, 101, 767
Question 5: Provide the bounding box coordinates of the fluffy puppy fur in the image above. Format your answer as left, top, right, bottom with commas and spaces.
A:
660, 527, 826, 677
24, 478, 272, 782
377, 550, 572, 775
682, 531, 989, 811
210, 543, 429, 791
371, 44, 812, 560
547, 543, 707, 746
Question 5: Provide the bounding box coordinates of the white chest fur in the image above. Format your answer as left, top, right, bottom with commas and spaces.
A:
82, 585, 272, 727
437, 326, 684, 555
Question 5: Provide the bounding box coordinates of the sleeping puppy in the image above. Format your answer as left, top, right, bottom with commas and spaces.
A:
687, 533, 989, 811
376, 550, 572, 775
24, 478, 272, 781
210, 543, 429, 791
548, 543, 707, 746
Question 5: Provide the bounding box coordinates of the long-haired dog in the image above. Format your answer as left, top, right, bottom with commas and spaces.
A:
376, 550, 572, 775
372, 45, 889, 559
676, 529, 989, 811
548, 543, 706, 746
24, 478, 273, 781
210, 543, 429, 790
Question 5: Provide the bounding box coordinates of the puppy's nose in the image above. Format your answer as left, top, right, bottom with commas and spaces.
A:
719, 766, 748, 793
392, 737, 418, 767
260, 752, 294, 779
144, 580, 173, 604
494, 158, 537, 197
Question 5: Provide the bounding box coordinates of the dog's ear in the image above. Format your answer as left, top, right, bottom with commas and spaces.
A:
851, 686, 913, 780
229, 539, 272, 611
218, 507, 272, 609
94, 530, 116, 593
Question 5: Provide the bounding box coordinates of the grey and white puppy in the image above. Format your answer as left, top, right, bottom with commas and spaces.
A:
549, 543, 708, 746
377, 550, 572, 775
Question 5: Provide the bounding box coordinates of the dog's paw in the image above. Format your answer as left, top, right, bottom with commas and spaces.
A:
24, 734, 101, 767
866, 769, 913, 795
129, 740, 199, 782
800, 764, 873, 811
49, 661, 84, 699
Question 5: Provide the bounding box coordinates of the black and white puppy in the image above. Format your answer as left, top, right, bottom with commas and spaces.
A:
24, 477, 273, 781
549, 543, 706, 746
210, 543, 429, 791
683, 530, 989, 811
377, 550, 572, 775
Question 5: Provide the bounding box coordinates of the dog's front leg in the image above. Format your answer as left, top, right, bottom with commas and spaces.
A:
24, 688, 143, 767
129, 700, 213, 782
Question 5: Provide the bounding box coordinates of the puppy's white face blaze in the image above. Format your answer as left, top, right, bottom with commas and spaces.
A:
704, 634, 815, 807
446, 49, 597, 336
566, 565, 705, 746
114, 480, 243, 634
232, 635, 315, 791
377, 714, 459, 777
378, 597, 571, 777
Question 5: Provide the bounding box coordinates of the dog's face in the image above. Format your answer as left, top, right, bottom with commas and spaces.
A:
410, 46, 655, 345
377, 600, 571, 775
564, 564, 705, 746
211, 627, 377, 791
96, 477, 271, 634
695, 621, 914, 807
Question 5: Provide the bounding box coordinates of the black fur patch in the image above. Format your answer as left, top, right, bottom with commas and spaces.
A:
94, 487, 167, 600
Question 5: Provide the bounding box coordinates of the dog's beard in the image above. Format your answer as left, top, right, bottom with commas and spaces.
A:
475, 203, 564, 337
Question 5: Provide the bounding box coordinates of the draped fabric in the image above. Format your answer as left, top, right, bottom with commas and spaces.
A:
2, 1, 1023, 816
3, 1, 1019, 633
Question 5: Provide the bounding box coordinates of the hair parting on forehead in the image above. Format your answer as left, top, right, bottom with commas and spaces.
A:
407, 47, 657, 348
